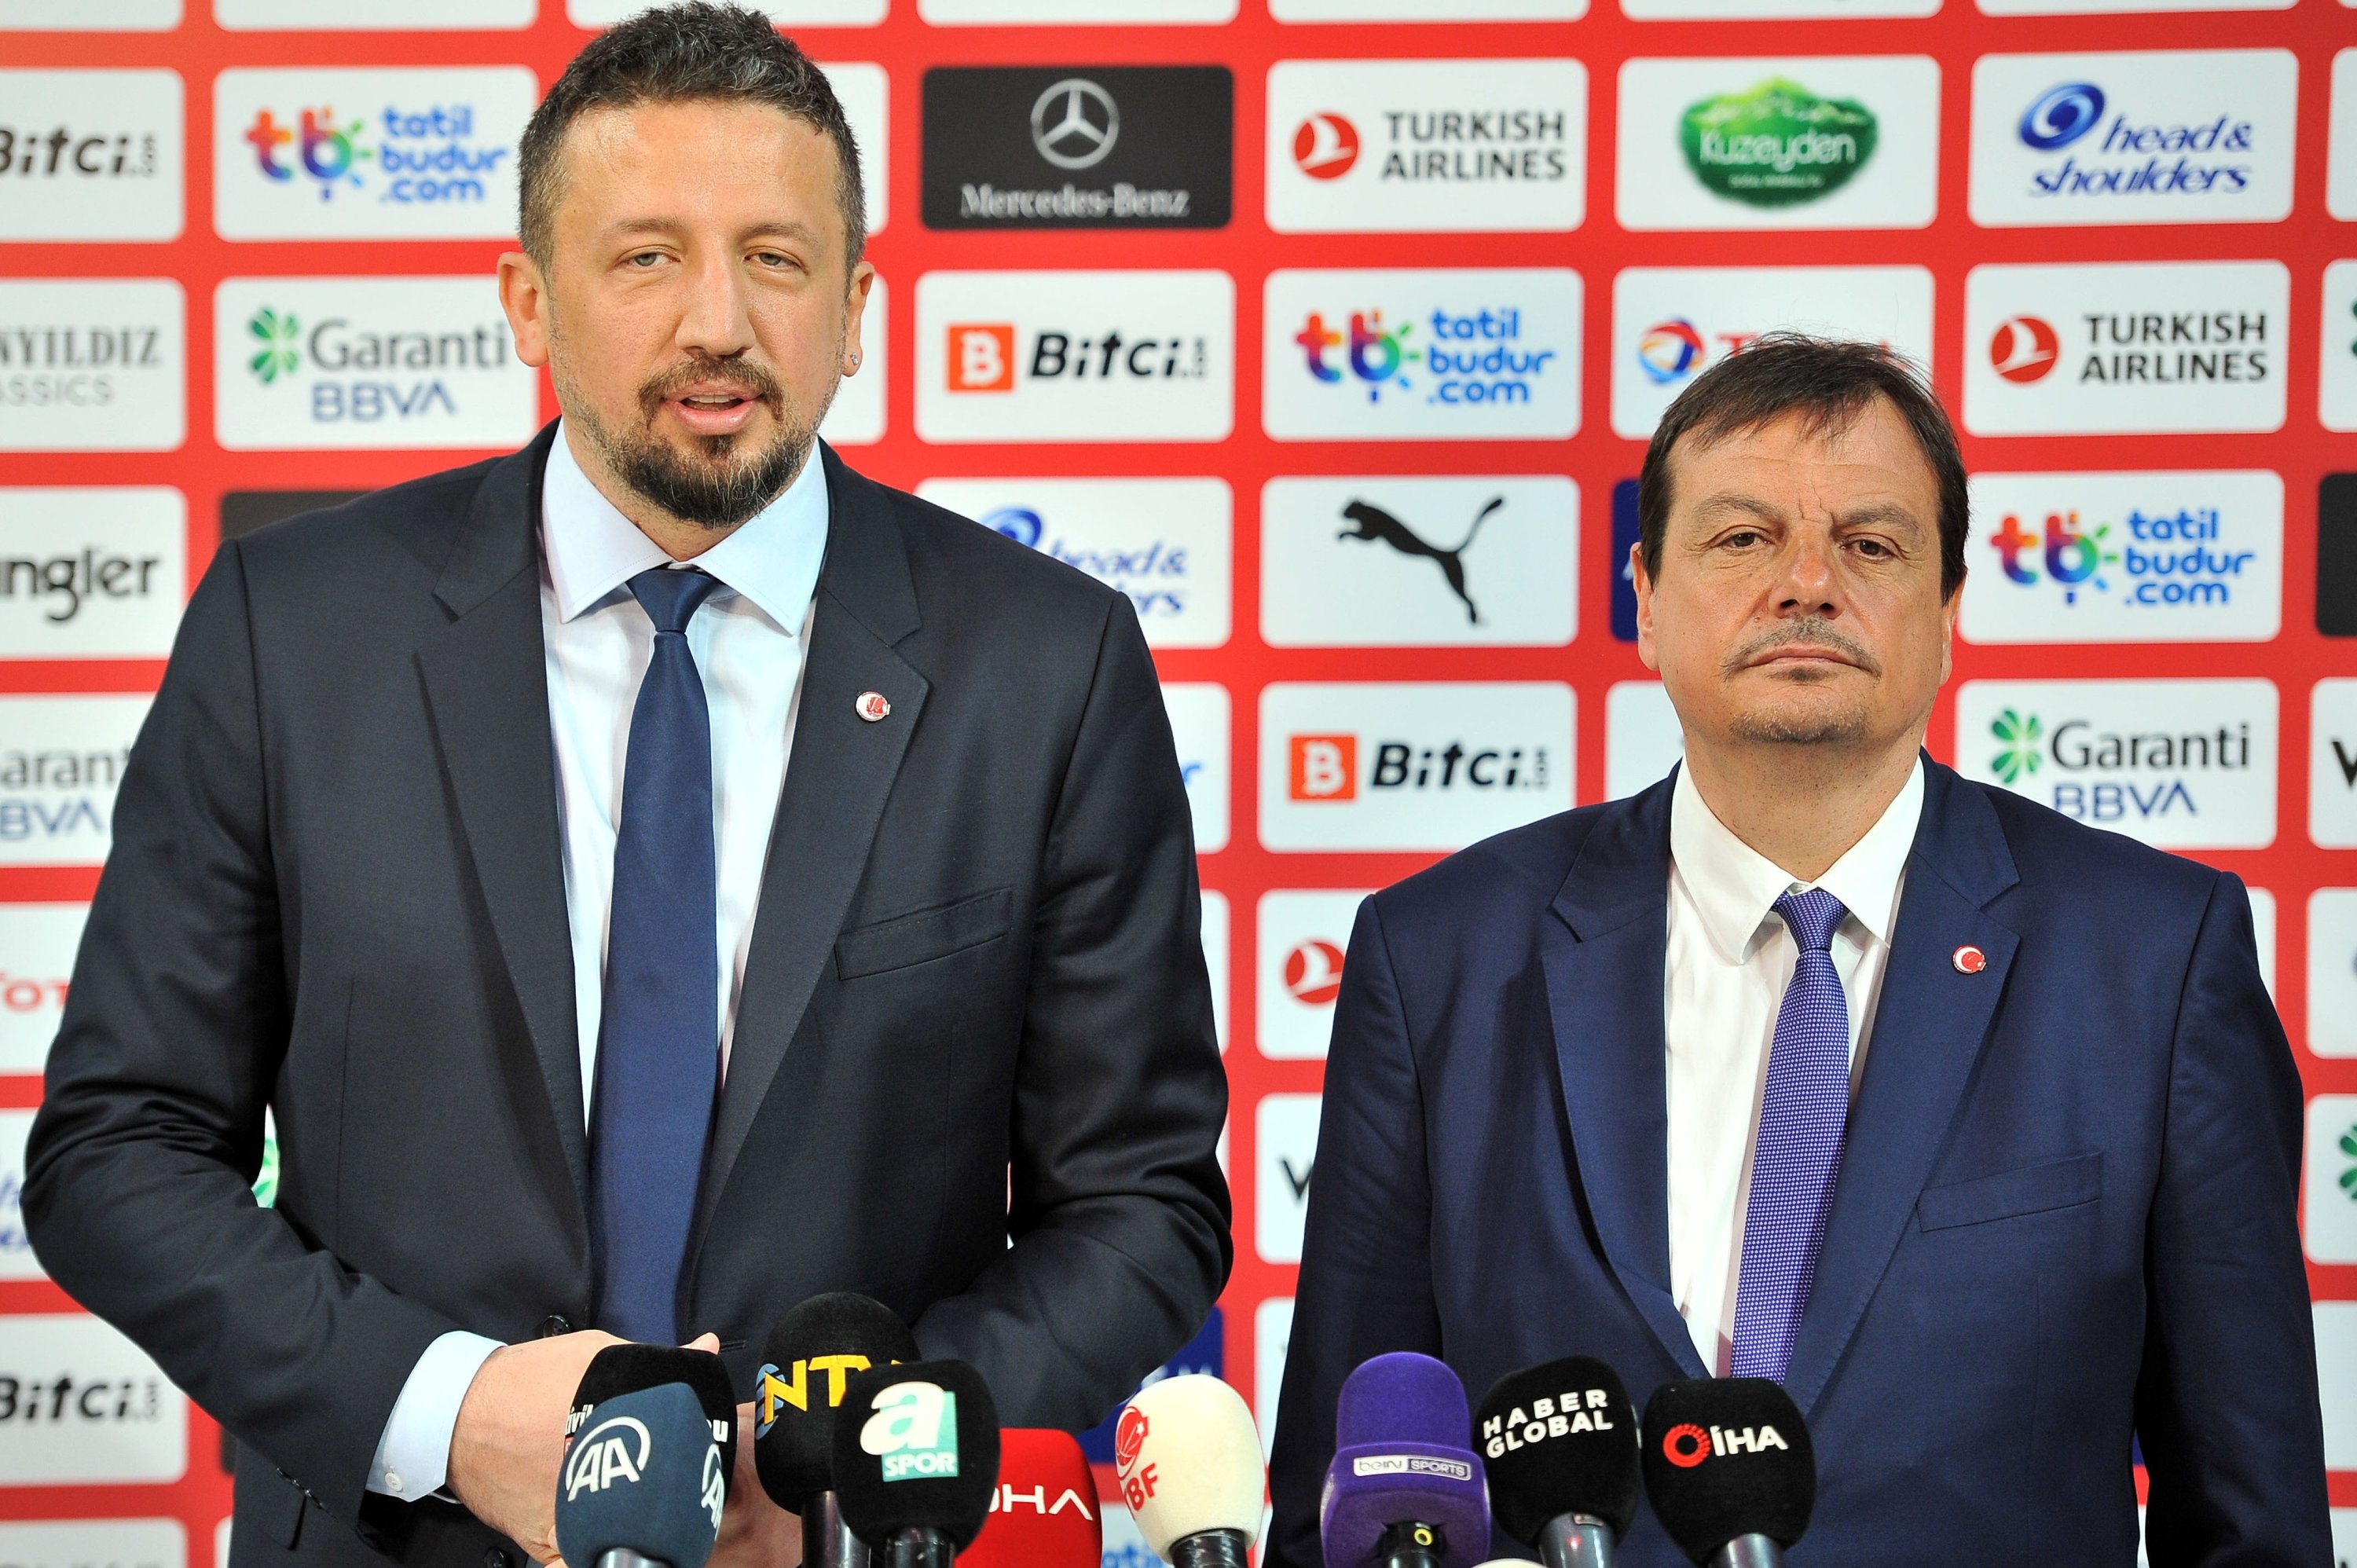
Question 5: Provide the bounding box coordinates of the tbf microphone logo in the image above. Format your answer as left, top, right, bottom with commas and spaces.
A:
565, 1415, 651, 1499
1113, 1405, 1159, 1511
1659, 1421, 1791, 1469
860, 1381, 961, 1481
1479, 1387, 1618, 1459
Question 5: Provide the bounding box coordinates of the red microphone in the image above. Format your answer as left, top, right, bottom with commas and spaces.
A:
961, 1428, 1104, 1567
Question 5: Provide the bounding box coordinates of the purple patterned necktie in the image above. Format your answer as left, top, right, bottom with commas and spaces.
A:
1729, 887, 1853, 1383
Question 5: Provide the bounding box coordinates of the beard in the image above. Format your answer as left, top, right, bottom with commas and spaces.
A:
562, 347, 837, 531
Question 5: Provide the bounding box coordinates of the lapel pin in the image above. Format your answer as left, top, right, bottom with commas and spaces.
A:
1952, 944, 1988, 975
855, 691, 891, 723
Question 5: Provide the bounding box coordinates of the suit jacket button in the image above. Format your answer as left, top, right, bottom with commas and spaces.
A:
486, 1551, 514, 1568
537, 1315, 572, 1338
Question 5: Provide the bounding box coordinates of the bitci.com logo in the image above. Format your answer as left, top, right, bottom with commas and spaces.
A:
0, 1316, 185, 1484
0, 71, 182, 242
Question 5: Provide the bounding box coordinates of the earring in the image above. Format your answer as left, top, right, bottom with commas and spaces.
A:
848, 351, 862, 368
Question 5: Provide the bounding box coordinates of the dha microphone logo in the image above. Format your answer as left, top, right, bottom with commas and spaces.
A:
564, 1415, 652, 1499
1660, 1420, 1791, 1468
1293, 113, 1360, 181
860, 1380, 960, 1482
1989, 315, 2059, 384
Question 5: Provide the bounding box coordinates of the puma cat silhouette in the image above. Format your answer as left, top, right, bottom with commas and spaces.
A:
1337, 496, 1505, 625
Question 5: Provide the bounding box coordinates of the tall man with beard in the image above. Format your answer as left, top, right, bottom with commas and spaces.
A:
25, 9, 1231, 1568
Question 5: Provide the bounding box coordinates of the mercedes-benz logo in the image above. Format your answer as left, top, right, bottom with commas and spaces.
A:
1030, 78, 1119, 171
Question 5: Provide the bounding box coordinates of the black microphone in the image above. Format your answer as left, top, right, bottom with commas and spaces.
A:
555, 1382, 728, 1568
832, 1358, 1002, 1568
1638, 1379, 1814, 1568
569, 1343, 740, 1501
751, 1293, 922, 1568
1475, 1357, 1640, 1568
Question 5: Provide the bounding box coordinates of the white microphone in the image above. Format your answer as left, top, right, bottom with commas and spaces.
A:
1111, 1375, 1266, 1568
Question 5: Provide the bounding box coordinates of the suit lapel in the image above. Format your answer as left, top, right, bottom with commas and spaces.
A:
1782, 760, 2021, 1416
696, 448, 929, 1235
1541, 776, 1710, 1379
413, 423, 589, 1208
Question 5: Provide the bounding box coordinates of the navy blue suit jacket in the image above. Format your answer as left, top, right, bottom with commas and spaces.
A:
1267, 760, 2327, 1566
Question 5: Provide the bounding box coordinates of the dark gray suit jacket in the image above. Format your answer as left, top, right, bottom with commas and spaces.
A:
24, 424, 1231, 1568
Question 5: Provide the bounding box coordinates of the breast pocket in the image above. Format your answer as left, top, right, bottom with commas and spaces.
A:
834, 887, 1016, 980
1916, 1151, 2104, 1232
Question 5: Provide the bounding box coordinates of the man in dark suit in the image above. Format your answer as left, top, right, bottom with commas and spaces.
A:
1268, 336, 2327, 1565
24, 9, 1229, 1568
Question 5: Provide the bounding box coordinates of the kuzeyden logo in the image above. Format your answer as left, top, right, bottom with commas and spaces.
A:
0, 695, 149, 869
916, 477, 1232, 650
0, 279, 184, 453
0, 71, 182, 243
1963, 471, 2282, 644
1963, 262, 2287, 437
1263, 269, 1581, 441
0, 1315, 185, 1486
1956, 679, 2277, 850
1617, 57, 1937, 232
917, 270, 1233, 444
215, 278, 534, 451
1609, 266, 1934, 438
1260, 682, 1573, 852
922, 67, 1230, 229
215, 68, 534, 240
0, 489, 185, 659
1264, 59, 1587, 234
1969, 51, 2296, 228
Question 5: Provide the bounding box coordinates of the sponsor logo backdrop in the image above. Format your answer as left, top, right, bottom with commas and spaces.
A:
2, 0, 2353, 1552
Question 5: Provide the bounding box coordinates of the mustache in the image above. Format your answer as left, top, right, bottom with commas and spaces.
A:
1720, 617, 1882, 680
638, 354, 783, 414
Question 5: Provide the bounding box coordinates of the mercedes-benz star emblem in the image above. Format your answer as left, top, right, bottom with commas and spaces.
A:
1030, 78, 1120, 171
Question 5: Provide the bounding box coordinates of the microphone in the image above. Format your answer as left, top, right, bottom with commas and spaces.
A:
555, 1382, 728, 1568
1475, 1357, 1640, 1568
1112, 1374, 1264, 1568
1319, 1352, 1490, 1568
832, 1358, 1002, 1568
1638, 1379, 1814, 1568
961, 1428, 1102, 1567
751, 1293, 922, 1568
569, 1344, 740, 1500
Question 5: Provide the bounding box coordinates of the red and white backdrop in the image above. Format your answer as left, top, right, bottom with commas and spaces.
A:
2, 0, 2355, 1560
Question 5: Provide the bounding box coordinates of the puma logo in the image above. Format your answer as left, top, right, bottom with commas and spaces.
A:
1338, 496, 1504, 625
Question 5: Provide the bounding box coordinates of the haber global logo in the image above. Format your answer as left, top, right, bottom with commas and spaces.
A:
0, 489, 186, 658
1263, 269, 1581, 441
0, 279, 185, 453
1955, 679, 2277, 850
214, 278, 534, 451
0, 1315, 186, 1485
1962, 262, 2287, 437
1963, 471, 2282, 644
0, 71, 183, 242
1969, 51, 2296, 228
1256, 891, 1367, 1060
1609, 265, 1934, 438
916, 270, 1233, 444
1259, 683, 1574, 852
1616, 57, 1937, 232
1259, 475, 1577, 647
214, 68, 534, 240
1264, 60, 1586, 234
915, 477, 1232, 649
0, 694, 149, 869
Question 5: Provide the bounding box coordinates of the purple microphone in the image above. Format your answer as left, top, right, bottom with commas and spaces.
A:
1319, 1353, 1492, 1568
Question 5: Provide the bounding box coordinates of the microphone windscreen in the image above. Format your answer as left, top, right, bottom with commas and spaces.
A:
1638, 1379, 1815, 1564
1321, 1354, 1490, 1568
1112, 1375, 1264, 1558
751, 1292, 921, 1513
570, 1344, 739, 1500
555, 1382, 726, 1568
831, 1358, 1003, 1551
962, 1428, 1104, 1567
1475, 1357, 1640, 1544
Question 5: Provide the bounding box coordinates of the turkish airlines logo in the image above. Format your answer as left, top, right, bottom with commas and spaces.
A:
1292, 112, 1360, 180
1030, 79, 1119, 171
1284, 940, 1345, 1006
1989, 314, 2058, 383
1290, 735, 1357, 801
946, 324, 1018, 392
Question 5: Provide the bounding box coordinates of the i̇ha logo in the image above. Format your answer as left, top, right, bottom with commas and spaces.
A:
1030, 79, 1119, 172
1989, 315, 2058, 383
1292, 113, 1360, 181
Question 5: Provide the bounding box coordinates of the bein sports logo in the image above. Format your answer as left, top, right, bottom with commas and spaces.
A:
1295, 306, 1554, 407
1989, 315, 2058, 384
1294, 113, 1360, 181
1990, 505, 2255, 610
1658, 1421, 1791, 1469
243, 103, 507, 207
860, 1380, 959, 1482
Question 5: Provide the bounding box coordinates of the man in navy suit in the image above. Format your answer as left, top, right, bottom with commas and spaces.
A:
1266, 336, 2328, 1566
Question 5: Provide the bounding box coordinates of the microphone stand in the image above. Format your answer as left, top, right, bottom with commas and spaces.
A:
1710, 1536, 1780, 1568
878, 1530, 954, 1568
1168, 1530, 1252, 1568
801, 1493, 870, 1568
1538, 1513, 1616, 1568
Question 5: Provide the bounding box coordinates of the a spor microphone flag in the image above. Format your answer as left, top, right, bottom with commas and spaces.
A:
1113, 1374, 1264, 1566
1475, 1356, 1641, 1548
569, 1343, 739, 1504
1639, 1379, 1815, 1566
832, 1358, 1003, 1553
960, 1428, 1102, 1567
751, 1292, 920, 1516
1319, 1352, 1490, 1568
555, 1381, 726, 1568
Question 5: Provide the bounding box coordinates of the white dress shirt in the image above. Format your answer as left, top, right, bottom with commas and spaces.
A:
1662, 757, 1924, 1376
366, 423, 829, 1501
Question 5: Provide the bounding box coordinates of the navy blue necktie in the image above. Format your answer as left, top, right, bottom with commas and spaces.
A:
590, 566, 724, 1344
1729, 888, 1853, 1383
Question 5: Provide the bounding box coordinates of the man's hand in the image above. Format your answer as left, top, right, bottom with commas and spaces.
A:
712, 1395, 802, 1568
448, 1329, 625, 1563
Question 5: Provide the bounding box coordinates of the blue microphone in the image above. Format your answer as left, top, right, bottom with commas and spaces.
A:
555, 1382, 728, 1568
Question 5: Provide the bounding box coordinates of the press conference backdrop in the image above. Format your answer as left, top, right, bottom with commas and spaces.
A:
2, 0, 2355, 1563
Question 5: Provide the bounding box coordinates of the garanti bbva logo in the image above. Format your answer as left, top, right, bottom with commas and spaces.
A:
1681, 77, 1876, 207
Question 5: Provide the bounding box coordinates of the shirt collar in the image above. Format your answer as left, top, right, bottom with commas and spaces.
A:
1670, 753, 1926, 964
539, 418, 830, 633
